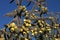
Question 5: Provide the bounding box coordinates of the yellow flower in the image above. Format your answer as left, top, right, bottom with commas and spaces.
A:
31, 30, 34, 32
25, 12, 29, 17
26, 15, 29, 17
46, 23, 50, 26
34, 28, 37, 31
41, 6, 48, 12
25, 23, 29, 26
22, 26, 25, 29
1, 34, 4, 38
47, 28, 51, 31
24, 28, 27, 31
19, 6, 23, 10
28, 20, 31, 23
55, 38, 58, 40
49, 17, 54, 19
46, 34, 48, 37
34, 10, 38, 12
41, 27, 45, 31
41, 21, 45, 24
20, 28, 23, 32
31, 14, 37, 19
31, 16, 35, 19
28, 24, 31, 26
34, 31, 37, 34
39, 23, 43, 27
26, 28, 29, 31
27, 31, 29, 33
7, 24, 10, 28
23, 32, 26, 34
23, 6, 26, 11
54, 35, 56, 37
38, 20, 41, 23
54, 27, 57, 28
39, 30, 43, 33
14, 26, 17, 29
32, 33, 34, 36
25, 38, 28, 40
41, 24, 43, 27
45, 7, 48, 11
25, 11, 28, 13
54, 24, 59, 27
24, 19, 26, 22
9, 22, 16, 27
10, 28, 14, 32
24, 19, 31, 23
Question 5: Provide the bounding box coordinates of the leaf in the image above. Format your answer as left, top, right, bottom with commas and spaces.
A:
26, 1, 31, 7
19, 0, 23, 5
10, 0, 14, 3
4, 10, 17, 17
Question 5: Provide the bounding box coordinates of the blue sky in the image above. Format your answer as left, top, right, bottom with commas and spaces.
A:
0, 0, 60, 29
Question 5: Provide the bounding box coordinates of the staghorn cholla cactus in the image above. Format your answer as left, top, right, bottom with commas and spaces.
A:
0, 0, 60, 40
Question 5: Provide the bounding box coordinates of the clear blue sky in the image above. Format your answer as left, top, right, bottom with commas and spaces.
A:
0, 0, 60, 29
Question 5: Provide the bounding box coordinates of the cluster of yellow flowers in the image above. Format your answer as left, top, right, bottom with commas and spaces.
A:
2, 6, 59, 40
0, 0, 60, 40
6, 22, 18, 32
4, 19, 60, 40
